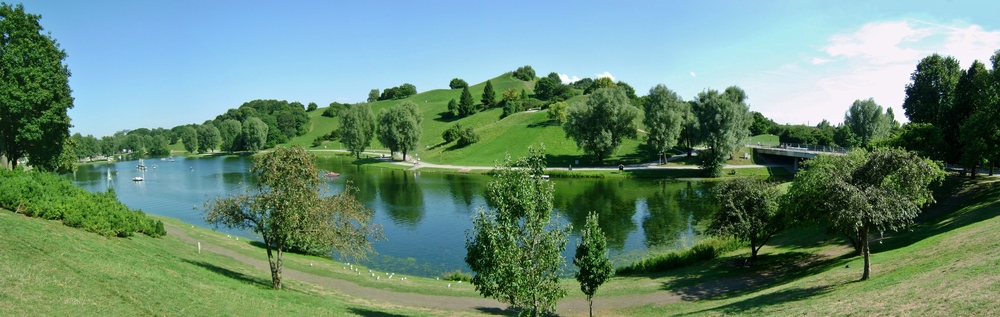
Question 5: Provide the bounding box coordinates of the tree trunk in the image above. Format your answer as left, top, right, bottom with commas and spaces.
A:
990, 161, 995, 176
403, 150, 407, 162
264, 238, 283, 290
588, 295, 594, 317
861, 225, 871, 281
750, 240, 759, 262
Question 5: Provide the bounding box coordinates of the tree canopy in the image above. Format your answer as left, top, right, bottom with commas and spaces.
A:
691, 86, 752, 176
0, 3, 74, 171
574, 212, 613, 317
512, 65, 536, 81
376, 101, 422, 161
843, 98, 894, 147
481, 80, 496, 109
339, 103, 376, 159
449, 78, 468, 89
459, 86, 476, 117
241, 117, 268, 152
709, 177, 785, 262
643, 84, 687, 158
563, 87, 639, 164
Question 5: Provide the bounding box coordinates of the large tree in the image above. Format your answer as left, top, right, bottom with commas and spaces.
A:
563, 87, 639, 164
179, 126, 198, 154
376, 101, 422, 161
241, 117, 268, 152
901, 54, 962, 163
449, 78, 468, 89
0, 4, 74, 171
481, 80, 496, 109
367, 89, 379, 103
218, 119, 242, 154
956, 59, 997, 176
708, 177, 785, 262
204, 146, 383, 290
574, 212, 614, 317
339, 103, 376, 159
786, 148, 943, 280
691, 86, 752, 176
197, 123, 221, 153
843, 98, 893, 147
465, 146, 570, 316
643, 84, 687, 162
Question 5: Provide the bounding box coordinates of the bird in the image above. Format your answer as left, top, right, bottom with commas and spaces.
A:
371, 273, 374, 277
309, 263, 313, 267
377, 276, 380, 280
448, 284, 451, 288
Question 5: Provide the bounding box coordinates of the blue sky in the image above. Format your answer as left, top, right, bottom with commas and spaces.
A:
17, 0, 1000, 137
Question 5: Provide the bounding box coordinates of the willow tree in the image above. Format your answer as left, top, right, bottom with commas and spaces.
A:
339, 103, 375, 159
691, 86, 751, 176
376, 101, 422, 161
643, 84, 687, 163
204, 146, 383, 289
465, 146, 570, 316
563, 87, 639, 164
786, 148, 943, 280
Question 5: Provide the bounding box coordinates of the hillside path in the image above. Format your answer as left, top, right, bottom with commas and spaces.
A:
165, 225, 706, 315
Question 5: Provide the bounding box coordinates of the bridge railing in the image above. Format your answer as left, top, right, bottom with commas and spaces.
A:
748, 142, 853, 154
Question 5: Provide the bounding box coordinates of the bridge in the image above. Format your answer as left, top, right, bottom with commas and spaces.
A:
746, 143, 850, 172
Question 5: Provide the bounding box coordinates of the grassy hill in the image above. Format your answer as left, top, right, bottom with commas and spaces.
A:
290, 73, 645, 167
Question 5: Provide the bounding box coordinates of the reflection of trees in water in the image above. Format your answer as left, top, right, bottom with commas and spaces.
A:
445, 173, 480, 208
558, 180, 637, 251
378, 170, 424, 227
643, 181, 718, 249
340, 171, 379, 207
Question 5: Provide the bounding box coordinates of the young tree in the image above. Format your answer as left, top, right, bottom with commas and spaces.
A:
218, 119, 243, 153
691, 86, 752, 176
459, 86, 476, 116
548, 101, 568, 123
446, 99, 459, 118
339, 103, 376, 159
465, 146, 570, 316
197, 124, 221, 153
481, 80, 496, 108
709, 177, 785, 262
368, 89, 380, 103
786, 148, 943, 280
180, 126, 199, 154
574, 212, 614, 317
0, 4, 74, 171
241, 117, 269, 152
449, 78, 468, 89
204, 146, 383, 290
376, 101, 422, 161
843, 98, 893, 147
643, 84, 687, 161
563, 88, 639, 164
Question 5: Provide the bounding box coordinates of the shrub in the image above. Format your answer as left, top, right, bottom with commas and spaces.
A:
615, 238, 744, 275
443, 123, 463, 143
440, 269, 472, 282
513, 65, 536, 81
457, 126, 480, 147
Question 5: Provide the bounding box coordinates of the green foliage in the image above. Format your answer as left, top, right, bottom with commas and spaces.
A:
502, 87, 520, 102
465, 146, 569, 316
180, 126, 199, 154
241, 117, 268, 152
368, 89, 379, 103
459, 86, 476, 117
584, 77, 616, 95
564, 88, 639, 164
512, 65, 536, 81
197, 123, 221, 153
615, 237, 743, 275
786, 147, 944, 280
774, 123, 836, 146
749, 111, 777, 136
691, 86, 752, 176
501, 99, 522, 119
708, 177, 785, 261
534, 77, 572, 101
218, 119, 242, 154
844, 98, 894, 146
0, 169, 165, 237
442, 123, 463, 143
574, 212, 614, 317
449, 78, 468, 89
875, 123, 944, 161
643, 84, 687, 156
616, 81, 637, 99
956, 59, 998, 174
54, 138, 77, 174
446, 99, 459, 118
211, 99, 310, 150
204, 146, 383, 289
547, 101, 568, 123
902, 53, 963, 163
0, 3, 74, 171
439, 269, 472, 282
306, 102, 318, 112
376, 101, 423, 161
572, 78, 594, 90
339, 103, 376, 159
457, 126, 480, 147
323, 102, 347, 118
481, 80, 496, 109
378, 83, 417, 101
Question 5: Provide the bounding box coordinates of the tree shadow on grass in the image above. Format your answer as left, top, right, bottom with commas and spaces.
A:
345, 308, 410, 317
473, 306, 519, 316
432, 112, 461, 123
677, 285, 835, 316
527, 120, 560, 128
182, 259, 271, 289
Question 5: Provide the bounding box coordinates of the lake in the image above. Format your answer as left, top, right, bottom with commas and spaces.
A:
71, 155, 717, 277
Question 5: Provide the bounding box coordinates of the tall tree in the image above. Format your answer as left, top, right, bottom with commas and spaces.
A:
901, 54, 962, 163
0, 4, 74, 171
465, 146, 570, 316
205, 146, 384, 290
376, 101, 422, 161
956, 60, 995, 176
643, 85, 687, 161
367, 89, 379, 103
691, 86, 752, 176
459, 86, 476, 116
563, 88, 639, 164
180, 126, 198, 154
481, 80, 496, 108
786, 148, 943, 280
584, 77, 616, 95
708, 177, 785, 262
218, 119, 242, 154
197, 124, 221, 153
843, 98, 892, 147
512, 65, 536, 81
241, 117, 268, 152
574, 212, 614, 317
339, 103, 376, 159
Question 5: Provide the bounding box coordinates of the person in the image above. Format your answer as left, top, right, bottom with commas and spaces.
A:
618, 164, 624, 171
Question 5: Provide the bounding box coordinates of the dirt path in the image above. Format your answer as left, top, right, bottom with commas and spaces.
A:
165, 225, 696, 315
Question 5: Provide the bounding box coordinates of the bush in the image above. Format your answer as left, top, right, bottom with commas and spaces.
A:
615, 238, 744, 275
440, 269, 472, 282
449, 78, 468, 89
0, 169, 166, 238
443, 123, 463, 143
512, 65, 535, 81
457, 126, 480, 147
501, 100, 522, 119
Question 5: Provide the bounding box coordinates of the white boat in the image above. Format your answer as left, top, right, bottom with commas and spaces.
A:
132, 176, 143, 181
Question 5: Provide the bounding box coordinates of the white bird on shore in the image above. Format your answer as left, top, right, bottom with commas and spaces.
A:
448, 284, 451, 288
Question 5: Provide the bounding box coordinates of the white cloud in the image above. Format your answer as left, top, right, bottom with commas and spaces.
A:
689, 72, 697, 77
558, 74, 580, 84
596, 71, 616, 82
751, 19, 1000, 126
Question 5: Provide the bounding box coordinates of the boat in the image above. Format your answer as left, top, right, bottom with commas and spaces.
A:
132, 177, 143, 181
324, 171, 340, 179
137, 158, 147, 170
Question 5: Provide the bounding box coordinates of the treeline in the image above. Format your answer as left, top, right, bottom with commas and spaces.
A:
0, 168, 166, 238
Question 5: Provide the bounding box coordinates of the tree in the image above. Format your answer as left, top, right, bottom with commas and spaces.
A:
148, 135, 170, 157
55, 138, 77, 174
376, 101, 422, 161
481, 80, 496, 108
502, 88, 520, 102
442, 123, 463, 143
548, 101, 568, 123
616, 81, 637, 100
749, 111, 777, 136
449, 78, 468, 89
197, 124, 221, 153
786, 148, 943, 280
643, 85, 687, 161
242, 117, 268, 152
339, 103, 376, 159
204, 146, 384, 290
459, 86, 476, 116
446, 99, 459, 118
584, 77, 616, 95
457, 126, 480, 147
574, 212, 613, 317
691, 86, 752, 176
956, 60, 996, 176
180, 126, 199, 154
0, 3, 74, 171
306, 102, 318, 112
219, 119, 242, 154
843, 98, 892, 147
563, 88, 639, 164
465, 146, 569, 316
368, 89, 379, 103
709, 177, 785, 262
902, 54, 962, 163
513, 65, 536, 81
534, 77, 572, 101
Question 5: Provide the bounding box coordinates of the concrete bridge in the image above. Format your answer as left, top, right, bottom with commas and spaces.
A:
747, 143, 850, 172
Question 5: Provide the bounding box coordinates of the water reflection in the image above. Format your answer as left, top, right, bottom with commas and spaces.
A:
377, 170, 425, 227
557, 179, 638, 250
